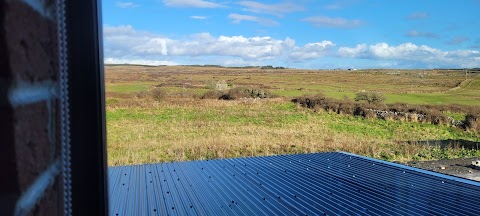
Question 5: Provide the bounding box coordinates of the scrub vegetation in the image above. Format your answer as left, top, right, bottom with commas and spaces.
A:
105, 65, 480, 166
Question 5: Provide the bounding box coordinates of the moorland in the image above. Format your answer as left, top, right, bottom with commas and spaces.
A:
105, 65, 480, 166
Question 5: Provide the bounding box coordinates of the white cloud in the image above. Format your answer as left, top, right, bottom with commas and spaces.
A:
338, 42, 480, 68
339, 43, 443, 59
170, 33, 290, 59
407, 12, 429, 20
228, 13, 279, 26
103, 25, 136, 36
163, 0, 221, 8
103, 25, 293, 61
302, 16, 363, 28
236, 1, 304, 16
103, 25, 172, 63
218, 58, 263, 66
337, 44, 368, 58
405, 30, 438, 38
290, 41, 336, 61
103, 25, 480, 68
445, 50, 479, 60
105, 58, 178, 66
116, 2, 140, 8
190, 15, 207, 19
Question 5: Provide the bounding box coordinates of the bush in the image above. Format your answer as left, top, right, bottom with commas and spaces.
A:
354, 91, 369, 102
151, 88, 165, 101
352, 106, 376, 118
205, 81, 217, 90
291, 93, 327, 109
337, 99, 355, 115
225, 87, 252, 99
218, 87, 273, 100
292, 93, 478, 132
426, 110, 449, 125
464, 113, 480, 131
201, 90, 224, 99
354, 91, 386, 104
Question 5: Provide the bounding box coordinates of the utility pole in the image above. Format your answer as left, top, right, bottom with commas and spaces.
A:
464, 68, 467, 80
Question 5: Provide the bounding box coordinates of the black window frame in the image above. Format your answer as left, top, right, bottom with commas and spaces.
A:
66, 0, 108, 215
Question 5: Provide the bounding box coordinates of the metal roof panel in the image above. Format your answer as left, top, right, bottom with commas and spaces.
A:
109, 152, 480, 215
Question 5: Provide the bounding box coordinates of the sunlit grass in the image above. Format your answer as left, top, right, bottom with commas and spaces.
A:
105, 82, 156, 93
104, 66, 480, 166
106, 97, 480, 166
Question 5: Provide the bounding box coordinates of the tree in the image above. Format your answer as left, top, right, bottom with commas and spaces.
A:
355, 91, 386, 104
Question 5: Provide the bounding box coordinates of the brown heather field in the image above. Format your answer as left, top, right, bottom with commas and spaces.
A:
105, 65, 480, 166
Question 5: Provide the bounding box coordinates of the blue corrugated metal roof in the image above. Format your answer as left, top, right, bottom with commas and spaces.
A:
108, 152, 480, 215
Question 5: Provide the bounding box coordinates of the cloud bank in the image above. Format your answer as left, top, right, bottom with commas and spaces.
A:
104, 25, 480, 68
338, 43, 480, 68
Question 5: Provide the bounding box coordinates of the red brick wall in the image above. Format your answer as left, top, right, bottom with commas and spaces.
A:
0, 0, 63, 215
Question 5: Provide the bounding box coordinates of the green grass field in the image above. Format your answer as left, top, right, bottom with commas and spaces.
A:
105, 66, 480, 166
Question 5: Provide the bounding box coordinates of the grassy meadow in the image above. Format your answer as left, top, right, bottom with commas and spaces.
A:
105, 65, 480, 166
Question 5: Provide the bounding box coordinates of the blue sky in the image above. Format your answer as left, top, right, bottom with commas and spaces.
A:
102, 0, 480, 69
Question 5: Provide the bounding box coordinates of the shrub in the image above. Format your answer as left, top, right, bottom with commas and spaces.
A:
292, 93, 478, 132
226, 87, 251, 99
218, 87, 273, 100
337, 99, 355, 115
426, 110, 449, 125
354, 91, 369, 102
464, 113, 480, 131
354, 91, 386, 104
292, 93, 327, 109
353, 106, 365, 117
205, 81, 217, 90
151, 88, 165, 101
248, 88, 273, 99
201, 90, 224, 99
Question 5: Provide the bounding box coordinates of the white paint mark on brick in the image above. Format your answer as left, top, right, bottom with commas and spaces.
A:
8, 81, 57, 107
14, 159, 61, 216
21, 0, 55, 21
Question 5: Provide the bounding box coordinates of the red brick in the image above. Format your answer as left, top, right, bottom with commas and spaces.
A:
3, 1, 58, 82
0, 0, 62, 214
28, 174, 63, 216
14, 101, 54, 192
